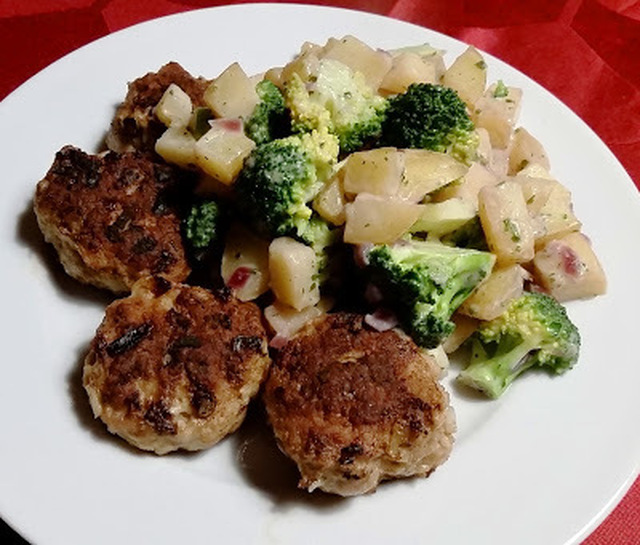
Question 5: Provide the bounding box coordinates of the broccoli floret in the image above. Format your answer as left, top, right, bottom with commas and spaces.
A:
183, 198, 224, 262
440, 216, 489, 251
366, 240, 495, 348
235, 128, 339, 241
245, 80, 289, 145
381, 83, 479, 164
284, 58, 387, 154
457, 292, 581, 399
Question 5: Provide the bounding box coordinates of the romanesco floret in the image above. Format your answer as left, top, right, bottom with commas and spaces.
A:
284, 58, 388, 154
381, 83, 479, 164
457, 291, 581, 398
366, 240, 495, 348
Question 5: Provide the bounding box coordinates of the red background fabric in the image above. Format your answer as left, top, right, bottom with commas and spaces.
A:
0, 1, 638, 543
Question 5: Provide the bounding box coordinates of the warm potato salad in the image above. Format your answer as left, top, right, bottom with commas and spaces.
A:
43, 36, 607, 403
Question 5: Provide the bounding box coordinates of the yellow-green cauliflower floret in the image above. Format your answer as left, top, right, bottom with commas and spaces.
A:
284, 58, 388, 154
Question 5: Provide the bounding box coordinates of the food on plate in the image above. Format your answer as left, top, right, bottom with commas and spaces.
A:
32, 33, 608, 492
33, 146, 191, 293
82, 276, 270, 454
457, 292, 580, 399
106, 61, 211, 154
262, 313, 455, 496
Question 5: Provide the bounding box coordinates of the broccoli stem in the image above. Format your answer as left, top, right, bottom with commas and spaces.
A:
458, 337, 538, 399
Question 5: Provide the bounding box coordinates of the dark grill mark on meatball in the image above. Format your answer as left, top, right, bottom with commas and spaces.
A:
144, 400, 176, 435
106, 322, 153, 357
51, 147, 101, 188
151, 276, 172, 297
132, 235, 157, 255
191, 383, 216, 418
339, 443, 363, 465
152, 249, 176, 274
105, 211, 133, 243
231, 335, 264, 353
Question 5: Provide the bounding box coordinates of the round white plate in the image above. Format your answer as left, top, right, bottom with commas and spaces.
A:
1, 4, 638, 545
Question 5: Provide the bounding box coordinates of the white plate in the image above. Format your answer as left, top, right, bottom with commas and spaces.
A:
1, 4, 638, 545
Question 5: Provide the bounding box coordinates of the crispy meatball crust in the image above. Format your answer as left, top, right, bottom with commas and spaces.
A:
83, 277, 271, 454
33, 146, 191, 293
263, 313, 456, 496
106, 61, 211, 153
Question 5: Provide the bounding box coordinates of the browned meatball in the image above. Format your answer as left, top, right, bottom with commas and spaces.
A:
33, 146, 191, 293
263, 313, 456, 496
83, 276, 271, 454
106, 61, 211, 153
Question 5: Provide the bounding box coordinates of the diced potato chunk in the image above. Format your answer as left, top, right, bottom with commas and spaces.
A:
155, 126, 197, 169
398, 149, 468, 202
443, 313, 479, 354
459, 264, 528, 321
343, 194, 423, 244
518, 176, 582, 245
221, 224, 270, 301
194, 119, 255, 184
155, 83, 193, 127
322, 35, 392, 90
478, 181, 535, 263
203, 62, 260, 119
442, 46, 487, 108
313, 171, 347, 226
411, 198, 477, 237
532, 232, 606, 302
474, 83, 523, 149
379, 52, 438, 94
508, 127, 551, 174
432, 162, 498, 210
264, 298, 332, 340
269, 237, 320, 311
343, 148, 404, 196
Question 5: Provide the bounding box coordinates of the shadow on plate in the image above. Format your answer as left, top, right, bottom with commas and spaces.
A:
232, 402, 345, 512
15, 199, 114, 308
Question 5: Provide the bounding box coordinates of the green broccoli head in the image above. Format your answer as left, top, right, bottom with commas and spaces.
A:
366, 240, 495, 348
457, 291, 581, 398
284, 58, 388, 154
244, 79, 289, 145
381, 83, 479, 164
183, 198, 223, 262
234, 128, 339, 241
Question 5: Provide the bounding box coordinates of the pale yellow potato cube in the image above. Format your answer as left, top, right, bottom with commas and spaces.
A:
442, 46, 487, 108
264, 298, 333, 340
221, 224, 270, 302
433, 162, 499, 210
194, 120, 255, 184
478, 181, 535, 264
474, 84, 523, 149
508, 127, 551, 174
442, 313, 479, 354
313, 172, 347, 226
411, 198, 477, 237
280, 44, 321, 84
343, 194, 423, 244
269, 237, 320, 311
398, 149, 468, 202
379, 52, 438, 94
155, 126, 197, 169
203, 62, 260, 119
518, 176, 582, 245
532, 232, 606, 302
459, 264, 528, 321
322, 35, 392, 91
155, 83, 193, 127
343, 147, 404, 196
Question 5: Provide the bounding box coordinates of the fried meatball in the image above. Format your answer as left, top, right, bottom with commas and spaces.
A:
33, 146, 191, 293
83, 276, 271, 454
106, 61, 211, 153
263, 313, 456, 496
